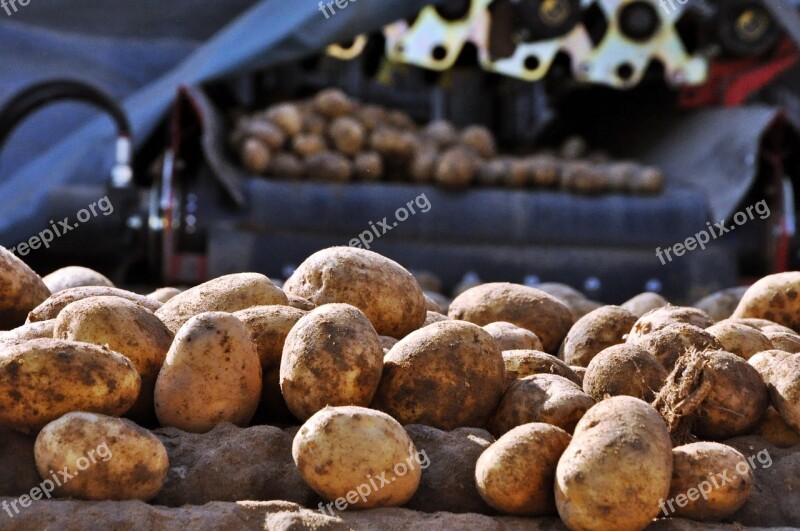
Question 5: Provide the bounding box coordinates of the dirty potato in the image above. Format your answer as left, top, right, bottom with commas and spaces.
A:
732, 272, 800, 332
766, 331, 800, 353
502, 350, 582, 387
582, 344, 667, 402
155, 273, 287, 334
284, 247, 425, 338
293, 406, 422, 509
154, 312, 261, 433
768, 354, 800, 432
147, 287, 182, 303
483, 322, 543, 352
630, 323, 720, 371
27, 287, 161, 323
449, 283, 574, 354
475, 423, 571, 515
752, 406, 800, 448
621, 292, 668, 318
42, 266, 114, 293
0, 320, 55, 342
0, 246, 50, 329
0, 339, 140, 433
627, 305, 715, 344
280, 304, 383, 421
706, 322, 772, 360
693, 287, 748, 322
562, 306, 637, 367
373, 321, 505, 430
34, 412, 168, 501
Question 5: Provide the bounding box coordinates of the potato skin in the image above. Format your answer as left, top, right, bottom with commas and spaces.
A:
555, 396, 673, 531
53, 296, 173, 420
583, 344, 667, 402
627, 305, 714, 343
562, 306, 637, 367
706, 322, 771, 360
284, 247, 425, 338
0, 339, 140, 433
34, 412, 168, 501
448, 283, 574, 354
483, 322, 543, 352
732, 272, 800, 332
233, 305, 307, 370
631, 323, 721, 371
293, 406, 421, 509
766, 331, 800, 353
0, 247, 50, 329
42, 266, 114, 293
502, 350, 582, 387
489, 374, 594, 437
1, 319, 55, 342
155, 273, 287, 334
147, 287, 182, 303
154, 312, 261, 433
621, 292, 668, 318
667, 442, 753, 520
27, 287, 161, 323
373, 320, 505, 431
280, 304, 383, 421
475, 423, 570, 515
769, 354, 800, 432
752, 406, 800, 448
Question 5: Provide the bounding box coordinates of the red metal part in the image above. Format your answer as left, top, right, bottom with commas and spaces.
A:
680, 40, 800, 108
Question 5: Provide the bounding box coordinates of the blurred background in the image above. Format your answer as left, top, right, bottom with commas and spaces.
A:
2, 0, 800, 305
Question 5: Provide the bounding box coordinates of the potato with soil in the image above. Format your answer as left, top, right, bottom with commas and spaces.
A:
753, 406, 800, 447
147, 287, 182, 303
448, 282, 574, 354
732, 272, 800, 331
373, 321, 505, 430
155, 273, 287, 334
303, 151, 353, 182
54, 296, 173, 420
154, 312, 261, 433
502, 350, 582, 387
34, 412, 168, 501
667, 442, 753, 520
728, 317, 799, 335
265, 103, 303, 136
293, 406, 421, 509
313, 88, 356, 118
280, 304, 383, 421
555, 396, 673, 531
460, 125, 496, 159
489, 374, 594, 436
353, 151, 384, 181
42, 266, 113, 293
0, 339, 140, 433
768, 354, 800, 431
583, 344, 667, 402
422, 311, 448, 326
748, 349, 794, 385
766, 331, 800, 353
693, 286, 748, 322
0, 246, 50, 329
562, 305, 637, 367
483, 322, 543, 352
28, 286, 161, 323
621, 292, 668, 317
284, 247, 425, 338
475, 423, 571, 515
233, 305, 306, 371
329, 116, 365, 156
627, 305, 715, 343
630, 323, 720, 371
706, 321, 772, 360
0, 319, 55, 342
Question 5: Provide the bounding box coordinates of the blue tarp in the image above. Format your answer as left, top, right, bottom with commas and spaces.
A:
0, 0, 436, 245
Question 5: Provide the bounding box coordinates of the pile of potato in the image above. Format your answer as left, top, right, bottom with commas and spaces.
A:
230, 88, 664, 195
1, 245, 799, 530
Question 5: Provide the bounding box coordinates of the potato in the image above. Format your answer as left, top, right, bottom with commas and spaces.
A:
693, 286, 748, 322
583, 344, 667, 402
386, 110, 416, 130
483, 322, 543, 352
570, 366, 586, 385
34, 412, 168, 501
748, 349, 794, 385
280, 304, 383, 421
147, 287, 182, 303
621, 291, 668, 317
1, 319, 55, 342
354, 105, 386, 133
353, 151, 384, 181
284, 247, 425, 338
630, 323, 720, 371
475, 423, 571, 515
373, 321, 505, 430
434, 147, 475, 189
423, 294, 444, 314
476, 158, 507, 187
240, 119, 286, 150
769, 354, 800, 431
0, 339, 140, 433
293, 406, 421, 509
449, 283, 574, 354
0, 247, 50, 329
265, 103, 303, 136
241, 138, 271, 173
42, 266, 113, 293
291, 133, 327, 157
233, 305, 306, 371
313, 88, 356, 118
706, 322, 772, 360
767, 331, 800, 353
302, 111, 328, 135
527, 155, 560, 188
28, 286, 161, 323
562, 306, 637, 367
555, 396, 673, 531
304, 151, 353, 182
286, 294, 315, 311
752, 406, 800, 447
154, 312, 261, 432
666, 442, 753, 520
732, 272, 800, 332
423, 311, 449, 326
502, 350, 582, 387
535, 283, 586, 310
489, 374, 594, 436
269, 152, 304, 179
627, 305, 714, 343
728, 317, 798, 336
570, 299, 604, 319
460, 125, 496, 159
410, 147, 438, 183
54, 296, 173, 421
329, 116, 365, 156
155, 273, 287, 334
380, 335, 398, 352
422, 120, 458, 148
